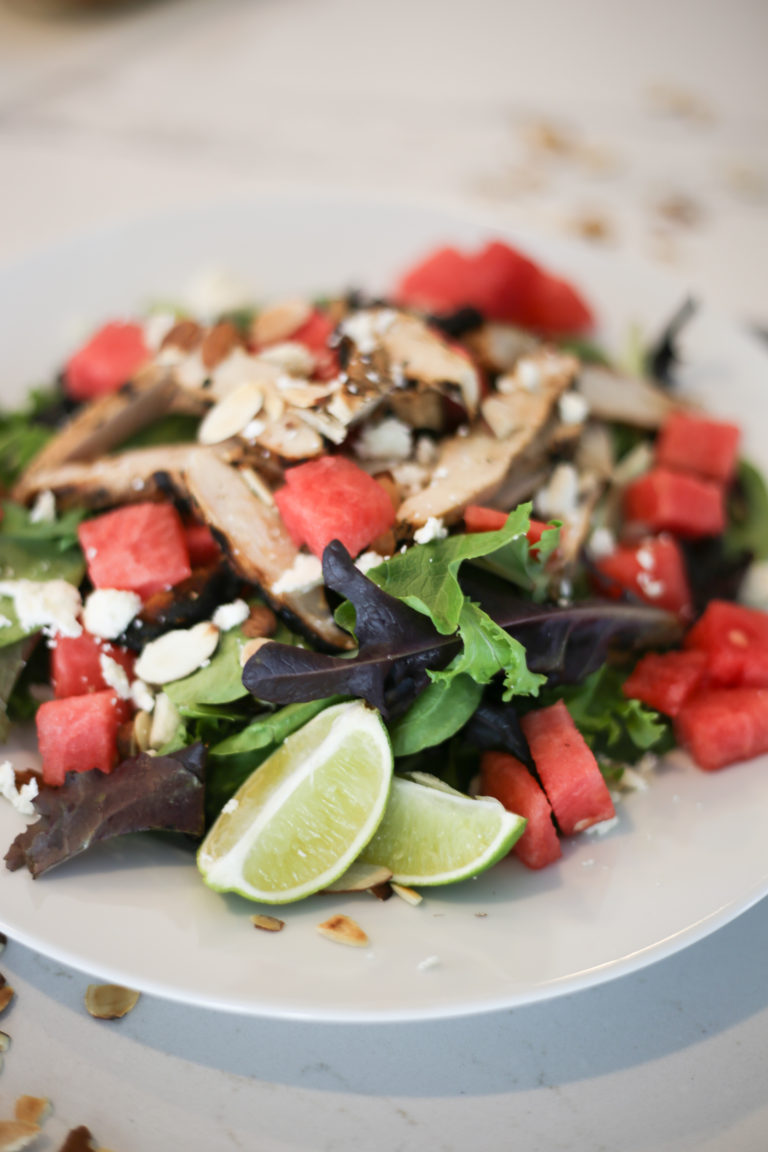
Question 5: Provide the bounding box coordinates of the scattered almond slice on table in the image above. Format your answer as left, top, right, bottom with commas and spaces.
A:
316, 914, 369, 948
0, 1119, 41, 1152
251, 913, 285, 932
84, 984, 140, 1020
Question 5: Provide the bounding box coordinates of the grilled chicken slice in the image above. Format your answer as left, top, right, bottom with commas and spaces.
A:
576, 365, 678, 428
14, 443, 240, 511
182, 452, 351, 651
398, 350, 578, 529
13, 366, 179, 503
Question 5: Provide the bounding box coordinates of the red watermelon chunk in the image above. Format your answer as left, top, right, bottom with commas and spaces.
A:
64, 321, 150, 402
623, 467, 725, 538
592, 534, 692, 618
622, 649, 708, 717
78, 502, 192, 600
684, 600, 768, 687
674, 687, 768, 771
291, 309, 339, 381
36, 690, 132, 787
274, 456, 396, 558
51, 631, 135, 699
521, 701, 615, 835
655, 411, 740, 484
184, 520, 223, 568
480, 750, 561, 869
395, 240, 593, 335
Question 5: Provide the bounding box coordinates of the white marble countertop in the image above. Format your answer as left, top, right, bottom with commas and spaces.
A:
0, 1, 767, 1148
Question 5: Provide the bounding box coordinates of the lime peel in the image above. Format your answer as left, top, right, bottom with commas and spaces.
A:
197, 700, 392, 904
359, 772, 526, 887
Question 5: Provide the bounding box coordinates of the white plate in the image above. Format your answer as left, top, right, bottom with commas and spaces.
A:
1, 193, 767, 1023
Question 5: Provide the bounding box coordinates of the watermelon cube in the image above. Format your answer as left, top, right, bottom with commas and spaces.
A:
274, 456, 396, 559
51, 631, 135, 699
674, 687, 768, 771
64, 321, 150, 402
480, 750, 561, 869
684, 600, 768, 687
521, 701, 615, 835
36, 690, 132, 786
78, 502, 192, 600
622, 649, 708, 717
623, 467, 725, 538
655, 411, 740, 484
592, 534, 693, 617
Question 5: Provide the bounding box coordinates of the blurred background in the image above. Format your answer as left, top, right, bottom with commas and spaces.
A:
0, 0, 766, 327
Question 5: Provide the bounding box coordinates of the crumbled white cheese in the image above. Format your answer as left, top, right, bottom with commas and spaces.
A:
0, 760, 38, 818
131, 678, 155, 713
212, 598, 250, 631
415, 435, 439, 467
0, 614, 12, 629
637, 571, 665, 599
558, 390, 590, 425
417, 955, 441, 972
354, 416, 413, 463
29, 489, 56, 524
582, 815, 620, 837
740, 561, 768, 609
355, 551, 385, 574
83, 588, 142, 640
142, 311, 177, 352
586, 527, 616, 561
0, 579, 82, 638
413, 517, 449, 545
184, 268, 254, 321
339, 309, 396, 355
242, 418, 267, 442
391, 462, 429, 498
99, 653, 132, 700
271, 553, 324, 596
635, 546, 655, 571
517, 357, 543, 391
221, 797, 239, 815
534, 463, 579, 523
173, 350, 209, 391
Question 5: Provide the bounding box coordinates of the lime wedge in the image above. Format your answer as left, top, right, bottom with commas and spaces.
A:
359, 772, 526, 886
197, 700, 392, 904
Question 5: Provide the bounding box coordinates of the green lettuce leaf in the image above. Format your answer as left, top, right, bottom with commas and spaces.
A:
389, 675, 482, 758
429, 599, 545, 700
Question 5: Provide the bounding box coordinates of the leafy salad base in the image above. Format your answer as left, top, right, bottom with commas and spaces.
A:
1, 195, 767, 1019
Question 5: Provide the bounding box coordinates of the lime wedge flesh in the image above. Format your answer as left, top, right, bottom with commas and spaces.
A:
197, 700, 393, 904
359, 772, 526, 886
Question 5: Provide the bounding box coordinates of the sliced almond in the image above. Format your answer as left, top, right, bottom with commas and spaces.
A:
149, 692, 181, 750
57, 1126, 99, 1152
239, 636, 272, 667
14, 1098, 50, 1127
390, 882, 423, 906
0, 1120, 40, 1152
132, 710, 153, 753
160, 319, 203, 353
324, 862, 393, 893
241, 604, 278, 639
84, 984, 140, 1020
258, 341, 315, 377
238, 467, 274, 506
251, 298, 312, 347
134, 621, 220, 685
201, 321, 243, 371
0, 984, 14, 1015
251, 913, 285, 932
316, 914, 369, 948
198, 382, 264, 446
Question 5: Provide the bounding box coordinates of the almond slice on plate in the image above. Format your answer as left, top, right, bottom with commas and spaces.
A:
316, 914, 369, 948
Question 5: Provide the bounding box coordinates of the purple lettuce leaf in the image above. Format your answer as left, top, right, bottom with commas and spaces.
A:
5, 743, 206, 878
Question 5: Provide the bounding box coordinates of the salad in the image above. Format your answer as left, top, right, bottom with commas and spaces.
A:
1, 236, 767, 903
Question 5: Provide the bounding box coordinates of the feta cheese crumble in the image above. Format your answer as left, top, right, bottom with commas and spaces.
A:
83, 588, 142, 640
212, 599, 250, 631
99, 653, 132, 700
271, 553, 324, 596
0, 760, 38, 818
29, 489, 56, 524
413, 517, 448, 545
0, 579, 82, 638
